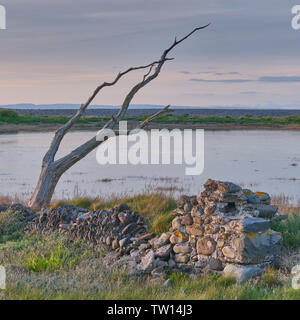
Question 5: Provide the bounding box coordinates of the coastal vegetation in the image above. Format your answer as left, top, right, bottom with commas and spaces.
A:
0, 192, 300, 300
2, 109, 300, 127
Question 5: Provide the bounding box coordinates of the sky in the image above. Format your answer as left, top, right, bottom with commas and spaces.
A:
0, 0, 300, 108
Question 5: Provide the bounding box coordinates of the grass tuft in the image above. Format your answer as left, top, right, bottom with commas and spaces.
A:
23, 241, 79, 272
0, 209, 26, 243
271, 214, 300, 248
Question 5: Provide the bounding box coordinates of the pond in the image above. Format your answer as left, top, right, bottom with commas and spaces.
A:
0, 130, 299, 204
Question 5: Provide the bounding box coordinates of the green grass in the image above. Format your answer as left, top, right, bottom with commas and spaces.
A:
271, 214, 300, 248
23, 241, 78, 272
136, 114, 300, 126
0, 109, 18, 118
2, 109, 300, 127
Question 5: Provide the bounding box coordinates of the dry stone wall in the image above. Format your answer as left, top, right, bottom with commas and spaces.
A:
24, 179, 283, 282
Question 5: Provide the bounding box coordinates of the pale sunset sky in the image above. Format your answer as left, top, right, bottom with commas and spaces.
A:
0, 0, 300, 108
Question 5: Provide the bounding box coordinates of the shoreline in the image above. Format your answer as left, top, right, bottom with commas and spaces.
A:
1, 122, 300, 134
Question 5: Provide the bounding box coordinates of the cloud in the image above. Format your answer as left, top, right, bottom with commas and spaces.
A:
240, 91, 260, 95
189, 78, 252, 83
215, 72, 240, 76
258, 76, 300, 83
190, 76, 300, 84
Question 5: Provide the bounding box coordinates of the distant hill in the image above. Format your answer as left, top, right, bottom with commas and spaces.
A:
1, 103, 300, 110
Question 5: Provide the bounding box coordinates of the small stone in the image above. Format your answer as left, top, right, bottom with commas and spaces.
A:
186, 225, 204, 237
155, 244, 173, 259
170, 234, 180, 245
179, 195, 190, 204
153, 233, 171, 248
175, 253, 189, 264
118, 212, 133, 225
173, 242, 192, 254
139, 243, 150, 250
191, 205, 204, 217
208, 258, 223, 271
130, 250, 139, 258
122, 222, 138, 236
163, 279, 171, 287
223, 264, 263, 282
190, 196, 198, 206
217, 240, 225, 248
59, 223, 70, 230
204, 217, 212, 224
217, 181, 242, 193
193, 217, 202, 225
134, 233, 155, 245
112, 239, 119, 250
138, 249, 155, 273
256, 204, 277, 219
119, 237, 129, 248
239, 218, 270, 233
114, 203, 130, 212
172, 217, 182, 230
168, 258, 176, 268
184, 203, 192, 213
196, 236, 216, 256
106, 236, 112, 246
154, 259, 169, 268
204, 204, 216, 216
205, 224, 219, 234
222, 246, 235, 259
181, 213, 193, 225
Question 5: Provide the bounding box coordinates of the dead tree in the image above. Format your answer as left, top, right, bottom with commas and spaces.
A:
28, 24, 210, 209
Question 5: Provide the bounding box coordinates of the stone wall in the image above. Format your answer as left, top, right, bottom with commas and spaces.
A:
26, 179, 283, 282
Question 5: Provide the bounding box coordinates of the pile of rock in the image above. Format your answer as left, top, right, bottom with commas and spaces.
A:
163, 179, 282, 281
27, 179, 283, 282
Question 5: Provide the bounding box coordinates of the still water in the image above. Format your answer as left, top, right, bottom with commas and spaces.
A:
0, 130, 299, 203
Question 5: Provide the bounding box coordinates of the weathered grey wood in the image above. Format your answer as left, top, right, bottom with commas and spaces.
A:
28, 25, 210, 209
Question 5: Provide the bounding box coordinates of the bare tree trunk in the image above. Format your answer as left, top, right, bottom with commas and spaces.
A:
28, 25, 210, 209
28, 163, 60, 208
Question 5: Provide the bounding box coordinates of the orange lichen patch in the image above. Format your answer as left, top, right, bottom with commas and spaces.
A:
246, 232, 258, 239
175, 231, 188, 241
255, 192, 267, 197
243, 190, 252, 196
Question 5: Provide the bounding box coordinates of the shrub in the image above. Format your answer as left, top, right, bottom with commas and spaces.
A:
271, 214, 300, 248
23, 241, 78, 272
0, 209, 25, 243
0, 109, 18, 118
151, 213, 173, 234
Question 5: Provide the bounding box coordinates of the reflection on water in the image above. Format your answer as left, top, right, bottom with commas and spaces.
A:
0, 130, 300, 203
